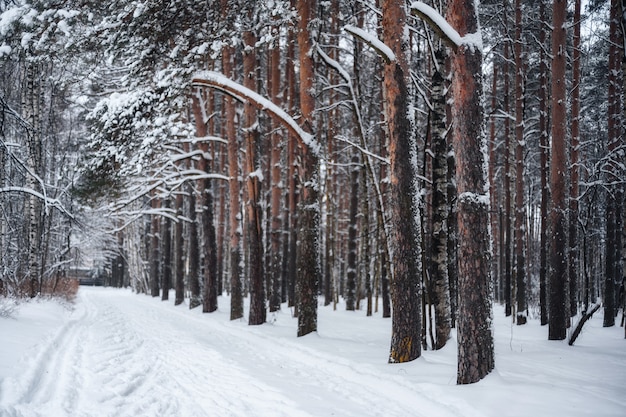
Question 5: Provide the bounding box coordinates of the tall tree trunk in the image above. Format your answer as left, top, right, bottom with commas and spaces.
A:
150, 196, 161, 297
161, 199, 172, 301
222, 41, 244, 320
188, 182, 201, 309
174, 191, 184, 305
538, 0, 549, 326
268, 33, 283, 313
513, 0, 527, 325
446, 0, 495, 384
604, 0, 623, 327
382, 0, 423, 363
345, 155, 360, 311
503, 14, 513, 318
549, 0, 569, 340
431, 42, 451, 348
569, 0, 582, 318
243, 20, 266, 326
296, 0, 321, 337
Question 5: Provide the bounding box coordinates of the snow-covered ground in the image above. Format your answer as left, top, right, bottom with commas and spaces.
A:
0, 287, 624, 417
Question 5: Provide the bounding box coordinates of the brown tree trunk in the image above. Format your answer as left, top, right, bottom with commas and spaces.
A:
295, 0, 321, 337
188, 181, 201, 309
243, 21, 266, 326
446, 0, 495, 384
382, 0, 422, 363
569, 0, 582, 318
268, 32, 283, 313
549, 0, 568, 340
345, 155, 360, 311
503, 14, 512, 318
513, 0, 527, 325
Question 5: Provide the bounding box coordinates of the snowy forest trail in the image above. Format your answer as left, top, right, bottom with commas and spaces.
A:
0, 287, 480, 417
1, 287, 625, 417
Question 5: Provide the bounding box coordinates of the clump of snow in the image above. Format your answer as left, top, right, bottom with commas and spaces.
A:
344, 25, 396, 63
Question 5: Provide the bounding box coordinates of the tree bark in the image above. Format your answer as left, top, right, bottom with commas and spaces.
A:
446, 0, 495, 384
295, 0, 321, 337
431, 43, 451, 348
345, 155, 360, 311
161, 199, 172, 301
538, 0, 549, 326
243, 20, 266, 326
548, 0, 568, 340
513, 0, 527, 325
382, 0, 422, 363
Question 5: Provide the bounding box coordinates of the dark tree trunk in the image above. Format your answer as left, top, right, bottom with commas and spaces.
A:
345, 155, 360, 311
431, 45, 452, 349
188, 184, 201, 309
150, 196, 161, 297
202, 178, 219, 313
174, 192, 184, 306
513, 0, 527, 325
538, 0, 549, 326
548, 0, 568, 341
161, 200, 172, 301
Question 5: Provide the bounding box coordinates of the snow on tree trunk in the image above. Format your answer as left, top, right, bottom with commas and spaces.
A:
243, 23, 266, 327
382, 0, 423, 364
513, 0, 527, 325
431, 43, 452, 349
295, 0, 321, 337
445, 0, 495, 384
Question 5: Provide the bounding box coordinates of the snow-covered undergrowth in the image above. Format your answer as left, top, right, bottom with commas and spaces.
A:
0, 287, 624, 417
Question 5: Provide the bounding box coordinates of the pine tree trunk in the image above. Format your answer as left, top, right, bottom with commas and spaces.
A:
174, 192, 184, 306
503, 26, 512, 318
549, 0, 569, 340
161, 199, 172, 301
150, 196, 161, 297
514, 0, 527, 325
295, 0, 321, 337
188, 183, 201, 309
268, 36, 283, 313
382, 0, 423, 363
222, 41, 244, 320
447, 0, 495, 384
345, 155, 360, 311
243, 24, 266, 326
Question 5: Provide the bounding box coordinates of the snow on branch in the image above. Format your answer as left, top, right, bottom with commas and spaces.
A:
192, 71, 320, 156
343, 25, 395, 64
410, 2, 482, 52
0, 186, 74, 219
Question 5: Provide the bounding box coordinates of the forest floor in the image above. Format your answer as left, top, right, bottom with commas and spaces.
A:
0, 286, 624, 417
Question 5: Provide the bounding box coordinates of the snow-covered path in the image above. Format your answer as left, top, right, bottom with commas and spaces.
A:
1, 287, 625, 417
0, 288, 477, 417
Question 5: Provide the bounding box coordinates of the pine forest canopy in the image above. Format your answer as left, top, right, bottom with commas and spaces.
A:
0, 0, 624, 386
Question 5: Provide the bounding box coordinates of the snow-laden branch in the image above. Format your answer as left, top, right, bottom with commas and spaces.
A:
0, 186, 74, 219
343, 25, 395, 64
192, 71, 320, 156
410, 2, 482, 52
